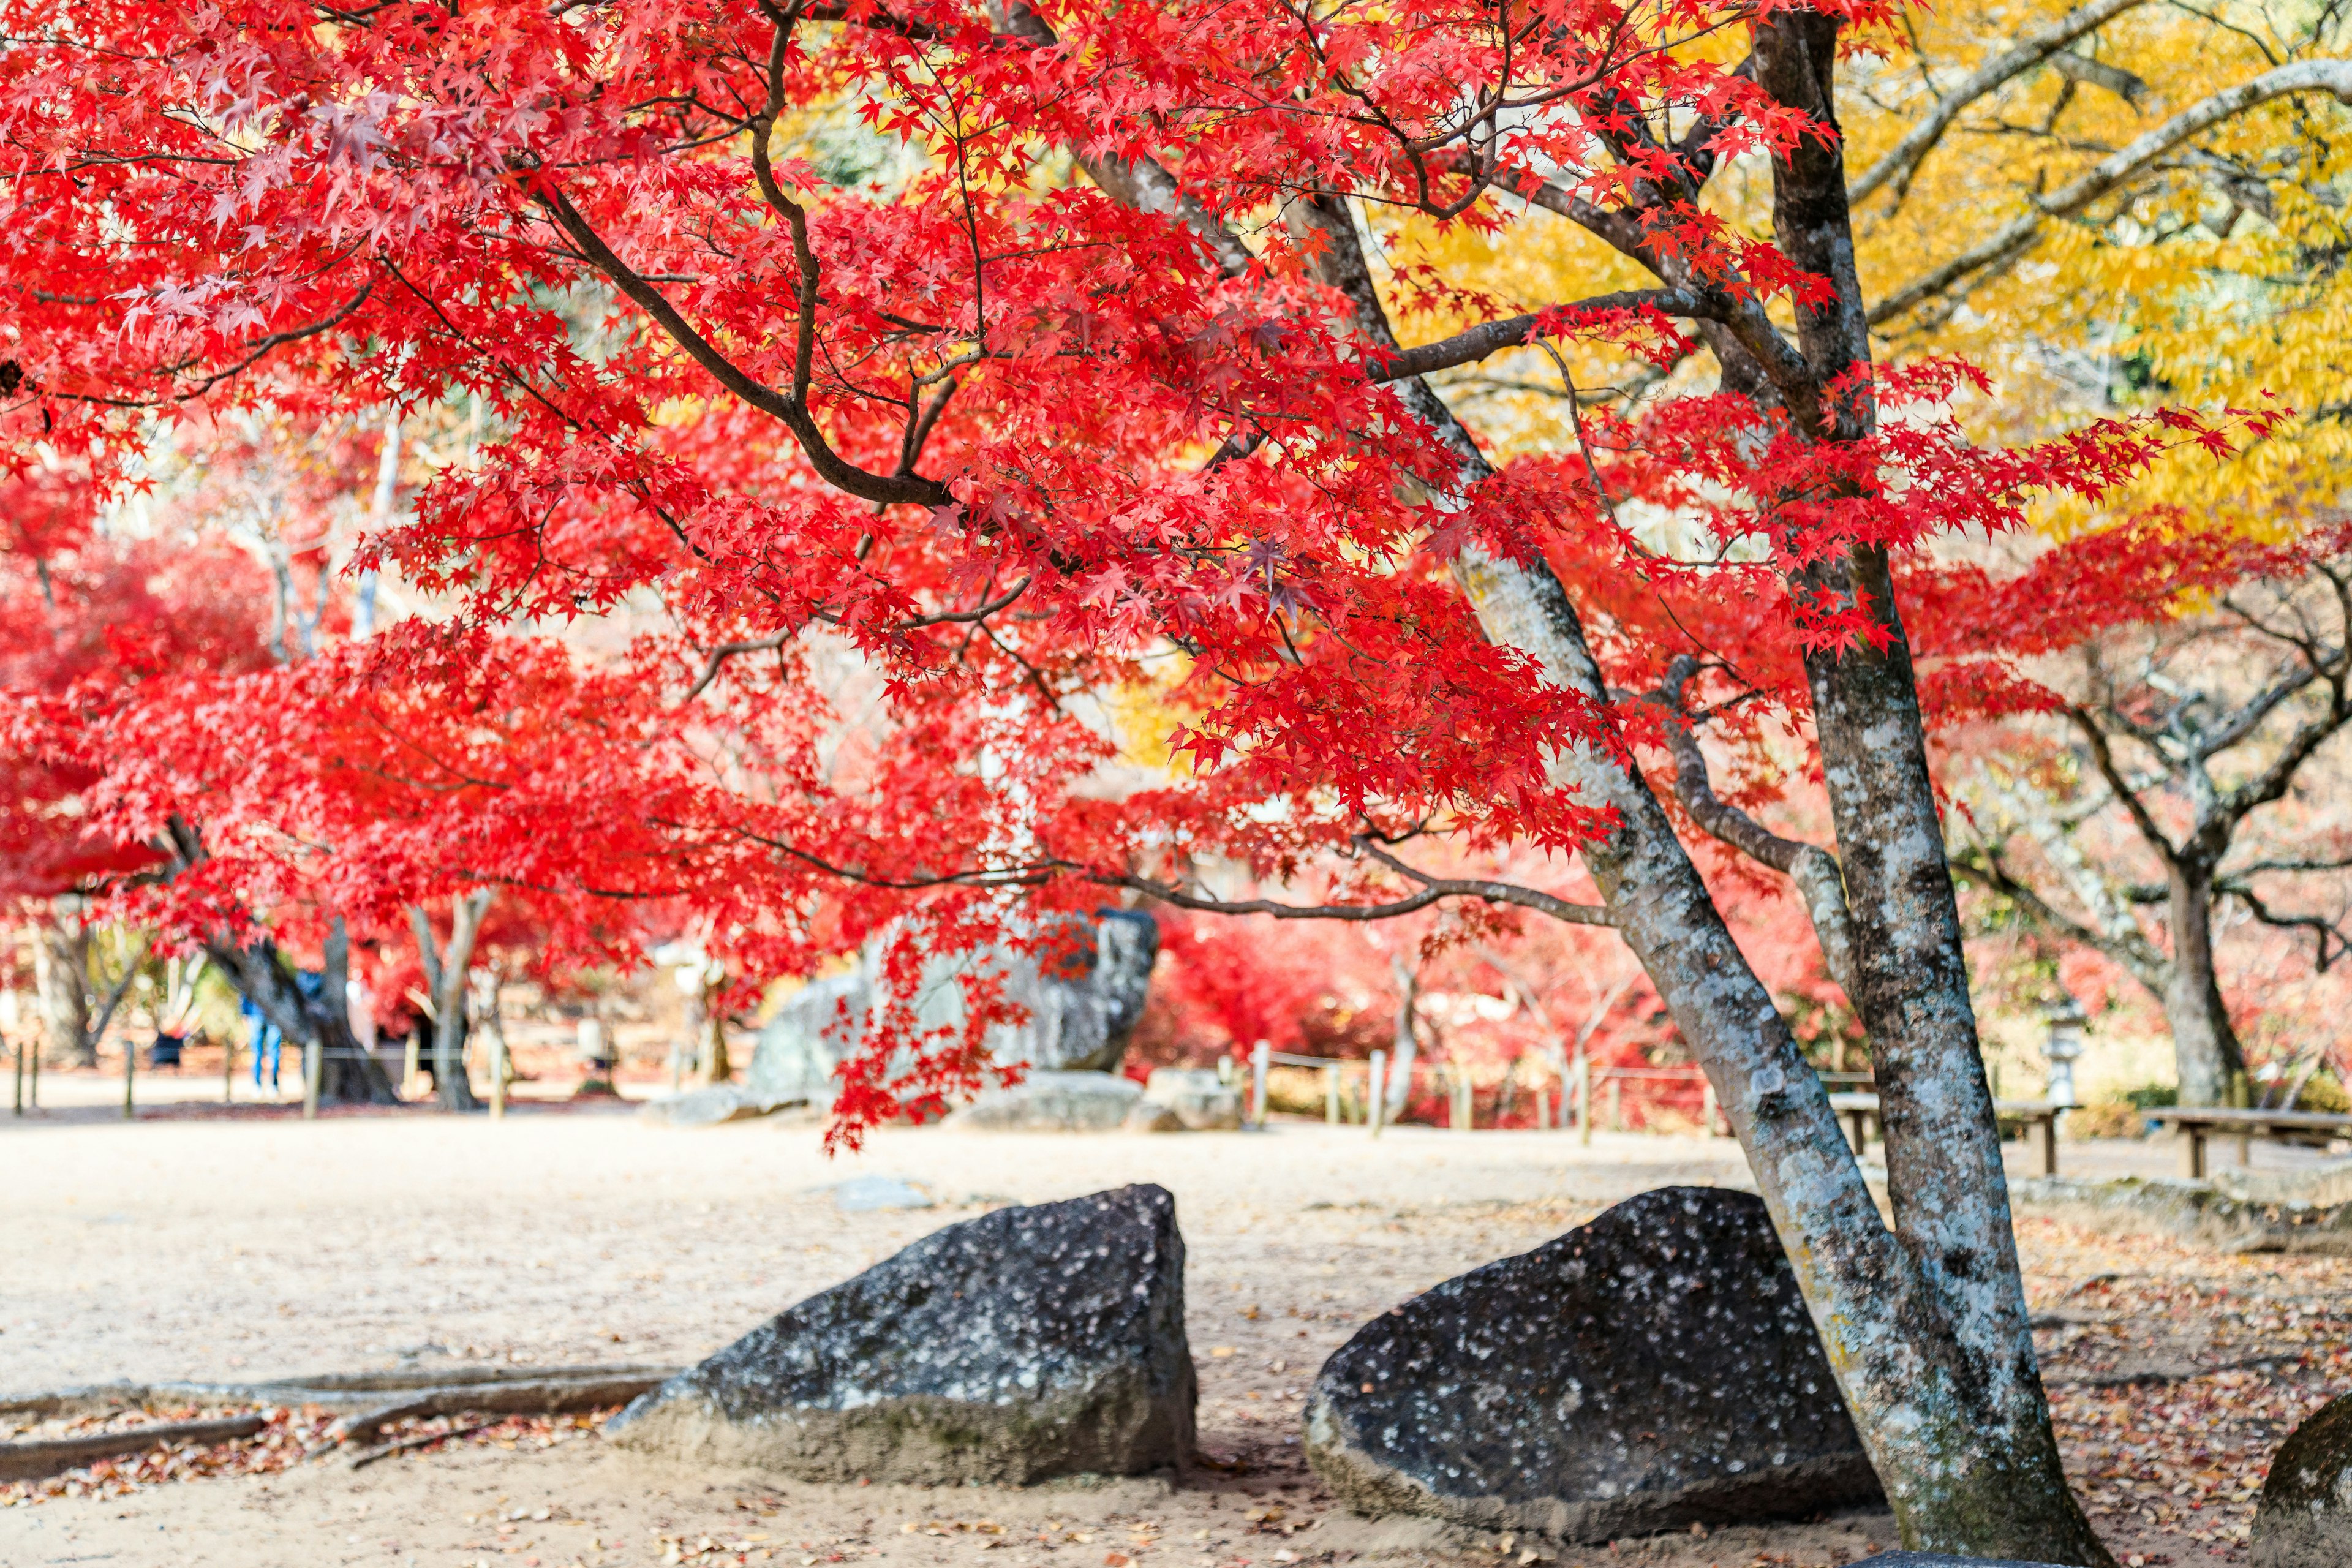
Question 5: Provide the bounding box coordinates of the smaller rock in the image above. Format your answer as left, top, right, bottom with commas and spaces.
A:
947, 1069, 1143, 1131
606, 1183, 1195, 1483
2253, 1392, 2352, 1567
829, 1175, 934, 1212
1139, 1068, 1243, 1131
638, 1085, 766, 1127
1123, 1099, 1187, 1133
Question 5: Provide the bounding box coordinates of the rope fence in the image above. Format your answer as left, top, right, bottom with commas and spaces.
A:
1231, 1041, 1796, 1140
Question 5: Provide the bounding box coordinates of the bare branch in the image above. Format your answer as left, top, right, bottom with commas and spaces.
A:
1109, 858, 1616, 927
1872, 58, 2352, 324
1373, 290, 1725, 380
2067, 706, 2182, 867
1848, 0, 2152, 206
684, 631, 792, 702
535, 184, 949, 508
1648, 657, 1859, 997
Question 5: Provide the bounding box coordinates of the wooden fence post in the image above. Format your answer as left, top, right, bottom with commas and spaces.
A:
1607, 1074, 1623, 1133
1250, 1040, 1269, 1129
12, 1033, 22, 1117
1368, 1050, 1386, 1139
1575, 1052, 1591, 1147
1702, 1080, 1719, 1138
301, 1036, 321, 1120
123, 1031, 135, 1121
1324, 1063, 1340, 1125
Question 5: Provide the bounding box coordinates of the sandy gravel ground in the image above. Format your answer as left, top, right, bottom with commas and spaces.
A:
3, 1093, 2347, 1567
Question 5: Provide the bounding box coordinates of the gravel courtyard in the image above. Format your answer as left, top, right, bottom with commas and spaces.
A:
4, 1099, 2347, 1567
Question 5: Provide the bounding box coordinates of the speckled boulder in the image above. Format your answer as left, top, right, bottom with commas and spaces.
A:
2253, 1392, 2352, 1566
1305, 1186, 1882, 1542
606, 1184, 1194, 1483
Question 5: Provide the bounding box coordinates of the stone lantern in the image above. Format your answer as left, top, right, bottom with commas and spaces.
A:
2041, 994, 2087, 1108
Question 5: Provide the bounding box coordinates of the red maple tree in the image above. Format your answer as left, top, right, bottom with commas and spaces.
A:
2, 0, 2309, 1555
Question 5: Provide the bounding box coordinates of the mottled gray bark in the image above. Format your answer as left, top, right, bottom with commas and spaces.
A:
1080, 44, 2106, 1559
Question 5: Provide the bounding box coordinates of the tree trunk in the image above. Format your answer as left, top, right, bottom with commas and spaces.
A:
701, 1003, 730, 1084
205, 937, 399, 1107
1229, 96, 2105, 1559
413, 892, 491, 1112
32, 900, 93, 1066
1801, 549, 2103, 1558
1454, 543, 2106, 1562
2164, 866, 2245, 1106
1385, 956, 1419, 1118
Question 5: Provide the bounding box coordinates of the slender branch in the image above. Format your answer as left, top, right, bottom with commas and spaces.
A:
2228, 883, 2352, 972
683, 632, 792, 701
1848, 0, 2153, 206
1872, 59, 2352, 324
901, 575, 1031, 628
1648, 656, 1859, 997
534, 184, 948, 508
2067, 706, 2182, 867
1372, 290, 1724, 380
1107, 859, 1616, 927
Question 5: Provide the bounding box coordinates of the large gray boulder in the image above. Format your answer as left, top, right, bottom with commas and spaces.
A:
605, 1185, 1195, 1483
1002, 910, 1159, 1071
1305, 1186, 1882, 1542
739, 912, 1162, 1114
2253, 1392, 2352, 1566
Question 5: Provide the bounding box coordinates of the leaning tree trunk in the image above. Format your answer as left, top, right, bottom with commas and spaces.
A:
2165, 867, 2246, 1107
1113, 58, 2107, 1556
1460, 546, 2106, 1564
205, 936, 400, 1107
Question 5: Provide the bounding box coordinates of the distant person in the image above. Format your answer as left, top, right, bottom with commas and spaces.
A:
239, 995, 282, 1093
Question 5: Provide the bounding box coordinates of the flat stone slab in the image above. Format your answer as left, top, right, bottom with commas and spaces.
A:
1853, 1556, 2070, 1567
2254, 1390, 2352, 1566
606, 1183, 1194, 1483
946, 1069, 1142, 1131
828, 1175, 934, 1212
1305, 1186, 1882, 1542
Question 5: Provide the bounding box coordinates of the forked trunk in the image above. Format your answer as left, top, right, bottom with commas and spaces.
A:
414, 891, 492, 1113
1456, 547, 2109, 1564
2164, 867, 2245, 1107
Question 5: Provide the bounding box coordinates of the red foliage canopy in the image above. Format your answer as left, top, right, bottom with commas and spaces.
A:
0, 0, 2282, 1133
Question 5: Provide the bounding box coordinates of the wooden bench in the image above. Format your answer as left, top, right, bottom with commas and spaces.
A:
1829, 1092, 2068, 1176
2145, 1106, 2352, 1178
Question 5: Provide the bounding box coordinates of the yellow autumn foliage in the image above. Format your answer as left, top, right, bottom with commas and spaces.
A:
1385, 0, 2351, 538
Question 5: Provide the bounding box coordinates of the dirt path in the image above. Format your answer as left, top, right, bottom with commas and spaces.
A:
3, 1109, 2346, 1566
